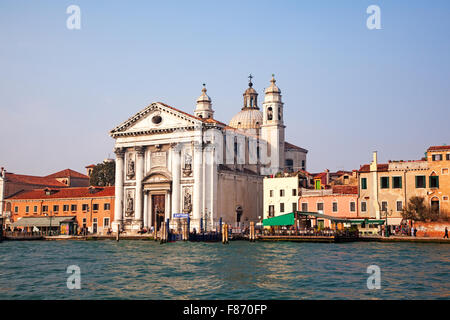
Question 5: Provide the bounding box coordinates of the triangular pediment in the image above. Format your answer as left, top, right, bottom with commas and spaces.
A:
110, 102, 202, 137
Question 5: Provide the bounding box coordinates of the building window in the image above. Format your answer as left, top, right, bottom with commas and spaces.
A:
350, 202, 356, 212
292, 203, 297, 212
392, 176, 402, 189
268, 205, 275, 217
416, 176, 426, 188
104, 203, 111, 210
361, 178, 367, 190
302, 160, 305, 170
280, 203, 285, 213
381, 201, 388, 212
301, 203, 308, 212
71, 204, 77, 212
396, 201, 403, 212
53, 205, 59, 213
292, 189, 297, 196
82, 204, 89, 211
269, 190, 273, 197
317, 203, 324, 211
432, 154, 443, 161
13, 206, 18, 213
442, 168, 449, 175
361, 202, 367, 212
429, 176, 439, 189
104, 218, 110, 227
280, 189, 285, 197
93, 204, 99, 211
380, 177, 389, 189
42, 206, 48, 213
285, 159, 294, 172
332, 202, 338, 212
25, 206, 29, 214
34, 206, 38, 213
443, 196, 449, 201
447, 154, 450, 161
82, 218, 87, 228
63, 205, 69, 212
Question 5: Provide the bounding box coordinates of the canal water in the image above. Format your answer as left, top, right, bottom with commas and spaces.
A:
0, 240, 449, 299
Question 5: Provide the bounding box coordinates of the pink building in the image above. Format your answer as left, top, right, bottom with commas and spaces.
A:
298, 185, 359, 228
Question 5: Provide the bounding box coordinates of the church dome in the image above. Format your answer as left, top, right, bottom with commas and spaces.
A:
229, 108, 263, 129
197, 85, 211, 103
264, 74, 281, 94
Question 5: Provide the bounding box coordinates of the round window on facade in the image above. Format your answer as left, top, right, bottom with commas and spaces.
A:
152, 115, 162, 124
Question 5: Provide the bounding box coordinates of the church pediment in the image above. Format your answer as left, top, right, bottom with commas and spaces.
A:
143, 171, 172, 184
110, 102, 203, 137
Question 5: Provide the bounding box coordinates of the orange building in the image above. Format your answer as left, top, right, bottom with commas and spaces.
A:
427, 145, 450, 216
5, 186, 114, 235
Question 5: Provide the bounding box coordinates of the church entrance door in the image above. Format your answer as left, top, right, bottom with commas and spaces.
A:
152, 194, 165, 232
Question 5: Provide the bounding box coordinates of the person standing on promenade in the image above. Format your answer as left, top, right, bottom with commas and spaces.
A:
444, 227, 449, 239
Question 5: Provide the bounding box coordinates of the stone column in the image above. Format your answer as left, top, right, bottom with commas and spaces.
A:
171, 146, 181, 215
143, 191, 148, 228
134, 146, 145, 229
113, 147, 125, 232
193, 142, 203, 229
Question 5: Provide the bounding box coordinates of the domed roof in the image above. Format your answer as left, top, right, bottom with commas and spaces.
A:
265, 74, 281, 94
197, 85, 211, 103
229, 108, 263, 129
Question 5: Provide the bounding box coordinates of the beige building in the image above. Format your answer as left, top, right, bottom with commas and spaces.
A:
263, 171, 311, 220
358, 151, 429, 226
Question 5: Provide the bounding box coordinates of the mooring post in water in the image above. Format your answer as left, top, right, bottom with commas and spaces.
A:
166, 218, 170, 242
249, 221, 255, 242
187, 216, 190, 241
116, 224, 120, 242
222, 223, 229, 244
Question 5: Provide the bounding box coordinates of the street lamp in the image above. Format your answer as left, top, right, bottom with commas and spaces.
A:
383, 208, 393, 237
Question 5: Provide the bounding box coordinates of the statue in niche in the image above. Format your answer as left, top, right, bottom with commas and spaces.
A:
127, 154, 135, 178
183, 152, 192, 177
183, 188, 192, 213
278, 108, 282, 120
126, 193, 134, 216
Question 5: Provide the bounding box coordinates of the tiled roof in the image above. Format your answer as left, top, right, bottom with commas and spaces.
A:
285, 142, 308, 153
7, 186, 115, 200
427, 145, 450, 152
358, 164, 389, 173
5, 173, 67, 187
332, 185, 358, 194
45, 169, 89, 179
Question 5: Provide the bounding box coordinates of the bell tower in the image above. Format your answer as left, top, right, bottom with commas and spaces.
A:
261, 75, 285, 174
194, 84, 214, 119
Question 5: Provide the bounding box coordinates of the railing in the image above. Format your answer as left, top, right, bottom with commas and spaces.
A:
262, 228, 359, 238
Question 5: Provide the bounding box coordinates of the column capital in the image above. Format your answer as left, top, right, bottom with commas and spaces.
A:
114, 147, 125, 158
135, 146, 146, 156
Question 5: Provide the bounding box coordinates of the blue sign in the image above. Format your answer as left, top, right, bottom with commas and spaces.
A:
173, 213, 189, 219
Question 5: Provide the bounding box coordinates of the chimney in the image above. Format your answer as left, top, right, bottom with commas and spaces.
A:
373, 151, 378, 164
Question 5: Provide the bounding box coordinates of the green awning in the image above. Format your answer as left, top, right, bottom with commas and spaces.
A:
11, 216, 76, 227
263, 213, 295, 227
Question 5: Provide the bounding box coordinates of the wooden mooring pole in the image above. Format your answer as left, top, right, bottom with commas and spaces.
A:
222, 223, 229, 244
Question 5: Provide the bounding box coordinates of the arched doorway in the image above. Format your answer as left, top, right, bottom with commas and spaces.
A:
236, 206, 243, 226
431, 197, 440, 214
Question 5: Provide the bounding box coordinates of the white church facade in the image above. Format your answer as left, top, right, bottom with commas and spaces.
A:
110, 75, 307, 233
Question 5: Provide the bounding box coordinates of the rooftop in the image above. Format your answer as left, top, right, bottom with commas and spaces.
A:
6, 186, 115, 200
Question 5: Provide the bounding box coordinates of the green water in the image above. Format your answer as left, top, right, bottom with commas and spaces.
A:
0, 240, 449, 299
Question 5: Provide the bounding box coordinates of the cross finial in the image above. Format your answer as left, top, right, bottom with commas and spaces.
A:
248, 74, 253, 87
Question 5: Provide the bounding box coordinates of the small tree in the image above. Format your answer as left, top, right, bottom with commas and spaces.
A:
402, 196, 426, 221
402, 196, 441, 222
89, 161, 115, 186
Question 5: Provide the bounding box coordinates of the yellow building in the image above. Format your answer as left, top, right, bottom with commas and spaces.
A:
426, 146, 450, 216
358, 152, 430, 227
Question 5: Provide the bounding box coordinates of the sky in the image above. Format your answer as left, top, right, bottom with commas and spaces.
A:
0, 0, 449, 176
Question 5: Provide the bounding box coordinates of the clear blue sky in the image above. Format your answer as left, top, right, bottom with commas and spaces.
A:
1, 0, 449, 175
